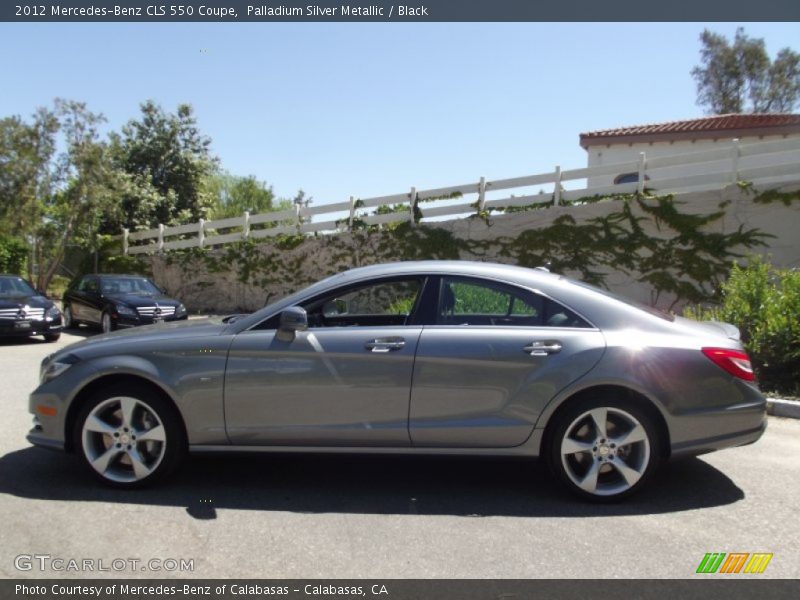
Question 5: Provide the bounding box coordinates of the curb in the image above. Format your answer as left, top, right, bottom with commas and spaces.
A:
767, 398, 800, 419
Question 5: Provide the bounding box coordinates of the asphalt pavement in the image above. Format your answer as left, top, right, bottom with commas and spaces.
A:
1, 331, 798, 579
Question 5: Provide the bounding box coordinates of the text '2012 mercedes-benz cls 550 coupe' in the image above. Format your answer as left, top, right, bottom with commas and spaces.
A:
28, 261, 766, 501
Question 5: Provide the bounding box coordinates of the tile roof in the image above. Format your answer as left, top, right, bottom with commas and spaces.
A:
580, 114, 800, 146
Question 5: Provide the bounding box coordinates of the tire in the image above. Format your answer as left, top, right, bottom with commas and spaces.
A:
43, 332, 61, 343
73, 383, 186, 488
101, 311, 113, 334
62, 306, 74, 329
547, 393, 662, 502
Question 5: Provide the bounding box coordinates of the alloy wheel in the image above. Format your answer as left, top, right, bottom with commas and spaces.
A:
81, 396, 168, 484
559, 406, 651, 497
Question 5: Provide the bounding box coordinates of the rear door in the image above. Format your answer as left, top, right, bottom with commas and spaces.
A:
409, 276, 606, 447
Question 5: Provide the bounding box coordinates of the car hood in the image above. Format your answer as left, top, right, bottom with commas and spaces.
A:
103, 293, 181, 307
0, 294, 53, 310
55, 318, 226, 360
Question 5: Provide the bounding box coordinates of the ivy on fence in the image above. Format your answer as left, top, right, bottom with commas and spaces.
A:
148, 187, 796, 313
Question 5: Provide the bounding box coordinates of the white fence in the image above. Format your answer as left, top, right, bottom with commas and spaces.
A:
123, 137, 800, 255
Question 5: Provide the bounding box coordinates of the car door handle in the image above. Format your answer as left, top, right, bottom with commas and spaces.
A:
523, 340, 562, 356
365, 337, 406, 353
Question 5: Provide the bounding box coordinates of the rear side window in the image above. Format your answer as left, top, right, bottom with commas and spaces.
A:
438, 277, 590, 328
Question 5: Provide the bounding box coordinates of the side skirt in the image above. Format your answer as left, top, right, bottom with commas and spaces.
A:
190, 430, 543, 458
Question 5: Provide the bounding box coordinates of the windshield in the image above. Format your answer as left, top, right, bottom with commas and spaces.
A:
569, 280, 675, 322
100, 277, 161, 296
0, 276, 37, 297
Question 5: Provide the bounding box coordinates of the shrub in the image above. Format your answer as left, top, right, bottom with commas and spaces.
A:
685, 257, 800, 396
47, 275, 72, 301
0, 235, 27, 274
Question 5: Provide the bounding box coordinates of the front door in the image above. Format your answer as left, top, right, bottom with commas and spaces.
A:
71, 276, 103, 324
224, 277, 427, 446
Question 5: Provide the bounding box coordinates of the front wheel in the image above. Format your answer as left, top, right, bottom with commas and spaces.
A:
101, 311, 113, 334
74, 384, 186, 488
548, 395, 661, 502
43, 332, 61, 343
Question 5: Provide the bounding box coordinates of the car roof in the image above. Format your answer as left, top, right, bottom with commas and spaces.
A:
318, 260, 562, 286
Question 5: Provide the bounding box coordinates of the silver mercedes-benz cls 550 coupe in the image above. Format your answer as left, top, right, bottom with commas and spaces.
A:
28, 261, 766, 501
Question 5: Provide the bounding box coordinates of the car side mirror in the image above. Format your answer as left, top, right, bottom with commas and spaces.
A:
276, 306, 308, 342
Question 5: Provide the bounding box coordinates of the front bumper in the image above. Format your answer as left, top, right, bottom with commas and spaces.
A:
28, 386, 70, 452
0, 318, 62, 338
114, 313, 188, 328
27, 428, 66, 451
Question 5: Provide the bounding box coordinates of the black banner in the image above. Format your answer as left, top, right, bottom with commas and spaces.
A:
4, 580, 800, 600
2, 0, 800, 22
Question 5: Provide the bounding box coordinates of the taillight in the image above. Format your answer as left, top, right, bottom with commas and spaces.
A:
701, 347, 755, 382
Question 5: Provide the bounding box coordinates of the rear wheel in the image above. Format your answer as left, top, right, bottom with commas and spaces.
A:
62, 306, 74, 329
548, 394, 661, 502
74, 384, 186, 488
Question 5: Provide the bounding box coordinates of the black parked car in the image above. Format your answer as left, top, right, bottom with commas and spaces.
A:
62, 274, 188, 333
0, 275, 62, 342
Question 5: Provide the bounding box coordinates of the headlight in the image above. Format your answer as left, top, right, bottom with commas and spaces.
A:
176, 303, 187, 315
116, 304, 137, 317
45, 305, 61, 321
40, 353, 80, 384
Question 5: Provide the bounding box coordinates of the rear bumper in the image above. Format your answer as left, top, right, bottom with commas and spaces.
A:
669, 396, 767, 458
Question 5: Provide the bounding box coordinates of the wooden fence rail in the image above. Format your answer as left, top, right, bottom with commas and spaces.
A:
123, 137, 800, 255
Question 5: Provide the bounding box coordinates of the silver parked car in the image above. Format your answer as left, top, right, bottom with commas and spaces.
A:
28, 261, 765, 501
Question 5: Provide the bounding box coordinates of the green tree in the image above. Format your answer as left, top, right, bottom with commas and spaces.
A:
0, 235, 28, 274
692, 28, 800, 114
108, 101, 217, 231
686, 257, 800, 395
0, 100, 122, 290
205, 171, 290, 219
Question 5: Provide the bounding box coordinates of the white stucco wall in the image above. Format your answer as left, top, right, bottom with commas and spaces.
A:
150, 182, 800, 314
585, 134, 800, 188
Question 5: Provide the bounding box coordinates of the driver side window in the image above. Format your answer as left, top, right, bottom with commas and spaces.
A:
303, 278, 422, 328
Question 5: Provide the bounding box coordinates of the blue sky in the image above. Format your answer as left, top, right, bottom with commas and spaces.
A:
1, 22, 798, 206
